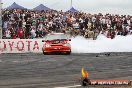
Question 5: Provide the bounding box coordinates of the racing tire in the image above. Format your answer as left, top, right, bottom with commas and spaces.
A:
43, 51, 48, 55
66, 51, 71, 55
81, 78, 91, 86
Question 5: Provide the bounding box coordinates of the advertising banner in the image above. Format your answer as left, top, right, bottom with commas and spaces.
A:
0, 39, 44, 53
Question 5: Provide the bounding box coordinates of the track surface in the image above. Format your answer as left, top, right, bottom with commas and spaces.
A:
0, 53, 132, 88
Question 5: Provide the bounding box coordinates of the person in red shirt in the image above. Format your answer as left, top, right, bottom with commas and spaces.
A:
13, 32, 17, 39
17, 27, 24, 39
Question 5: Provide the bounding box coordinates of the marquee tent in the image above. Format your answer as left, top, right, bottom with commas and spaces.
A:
6, 2, 27, 10
33, 4, 50, 11
67, 7, 78, 12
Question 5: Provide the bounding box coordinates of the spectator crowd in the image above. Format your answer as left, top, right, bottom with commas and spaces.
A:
2, 9, 132, 39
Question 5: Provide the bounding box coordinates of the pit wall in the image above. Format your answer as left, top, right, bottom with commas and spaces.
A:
0, 39, 44, 53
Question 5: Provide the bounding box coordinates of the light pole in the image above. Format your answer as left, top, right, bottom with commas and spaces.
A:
43, 0, 45, 5
0, 0, 3, 39
70, 0, 73, 8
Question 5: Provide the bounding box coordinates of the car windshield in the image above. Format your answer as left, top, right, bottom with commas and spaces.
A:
45, 34, 68, 40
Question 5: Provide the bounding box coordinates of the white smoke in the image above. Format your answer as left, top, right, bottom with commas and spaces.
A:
70, 34, 132, 53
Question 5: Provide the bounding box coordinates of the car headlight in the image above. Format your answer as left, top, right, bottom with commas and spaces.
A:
45, 44, 51, 47
64, 43, 70, 47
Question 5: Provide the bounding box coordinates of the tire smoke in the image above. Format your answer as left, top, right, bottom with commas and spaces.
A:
70, 35, 132, 53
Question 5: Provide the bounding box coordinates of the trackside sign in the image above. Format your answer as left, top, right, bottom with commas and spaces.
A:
0, 39, 44, 53
90, 80, 130, 85
80, 67, 132, 86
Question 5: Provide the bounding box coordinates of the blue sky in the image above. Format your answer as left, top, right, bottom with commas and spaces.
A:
1, 0, 132, 15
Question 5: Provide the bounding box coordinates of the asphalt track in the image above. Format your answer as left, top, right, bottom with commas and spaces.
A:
0, 53, 132, 88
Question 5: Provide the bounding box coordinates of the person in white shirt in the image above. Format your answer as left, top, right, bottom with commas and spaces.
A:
73, 22, 79, 29
92, 16, 96, 23
3, 21, 8, 32
5, 29, 11, 39
22, 20, 26, 28
30, 27, 36, 39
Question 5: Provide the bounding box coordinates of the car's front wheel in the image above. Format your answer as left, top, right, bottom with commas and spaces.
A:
66, 51, 71, 55
43, 51, 48, 55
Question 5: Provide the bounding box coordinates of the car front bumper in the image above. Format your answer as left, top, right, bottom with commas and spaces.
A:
42, 46, 71, 53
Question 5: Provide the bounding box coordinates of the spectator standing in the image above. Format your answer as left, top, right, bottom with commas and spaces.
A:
25, 18, 31, 38
17, 27, 24, 39
5, 29, 11, 39
30, 26, 36, 39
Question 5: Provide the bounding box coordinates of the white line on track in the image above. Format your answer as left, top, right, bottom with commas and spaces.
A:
129, 70, 132, 71
54, 85, 81, 88
12, 60, 19, 63
12, 60, 39, 63
115, 69, 122, 71
39, 59, 59, 62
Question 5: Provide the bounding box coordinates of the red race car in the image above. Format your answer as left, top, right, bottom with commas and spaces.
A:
42, 33, 71, 55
